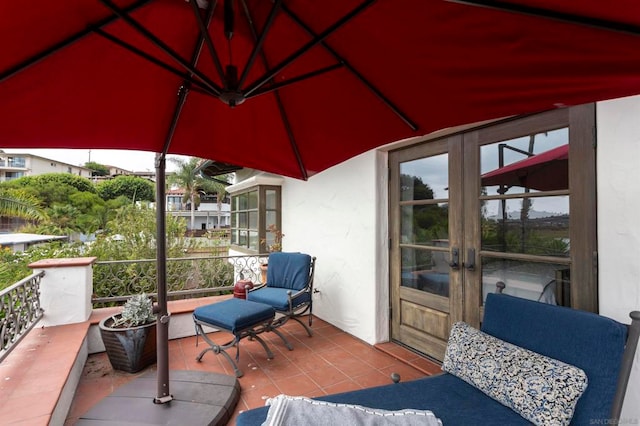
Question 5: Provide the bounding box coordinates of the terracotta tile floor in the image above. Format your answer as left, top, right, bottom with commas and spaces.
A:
65, 317, 441, 425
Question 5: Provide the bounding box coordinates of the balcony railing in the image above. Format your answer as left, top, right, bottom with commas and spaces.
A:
0, 271, 45, 362
93, 254, 266, 307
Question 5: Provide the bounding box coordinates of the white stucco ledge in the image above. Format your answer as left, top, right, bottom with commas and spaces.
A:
28, 256, 97, 268
226, 173, 284, 194
28, 257, 97, 326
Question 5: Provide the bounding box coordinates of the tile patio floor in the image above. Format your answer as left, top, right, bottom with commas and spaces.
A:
65, 317, 441, 425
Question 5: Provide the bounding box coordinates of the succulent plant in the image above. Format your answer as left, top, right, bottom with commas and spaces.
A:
112, 293, 155, 328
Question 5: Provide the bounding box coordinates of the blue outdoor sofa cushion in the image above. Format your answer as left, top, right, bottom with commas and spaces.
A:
236, 294, 629, 426
237, 373, 531, 426
481, 294, 627, 425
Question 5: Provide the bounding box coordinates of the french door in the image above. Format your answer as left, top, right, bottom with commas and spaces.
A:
389, 106, 596, 360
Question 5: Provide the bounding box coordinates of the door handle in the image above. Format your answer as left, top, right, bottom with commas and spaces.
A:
449, 248, 459, 269
465, 248, 476, 271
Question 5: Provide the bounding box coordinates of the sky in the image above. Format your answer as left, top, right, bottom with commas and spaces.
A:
2, 148, 190, 172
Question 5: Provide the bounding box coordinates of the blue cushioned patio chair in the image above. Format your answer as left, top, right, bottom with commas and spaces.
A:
247, 252, 316, 338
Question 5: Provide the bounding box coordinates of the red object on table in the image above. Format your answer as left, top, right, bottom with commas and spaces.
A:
233, 279, 254, 299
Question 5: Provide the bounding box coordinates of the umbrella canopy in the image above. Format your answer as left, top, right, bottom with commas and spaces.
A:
3, 1, 640, 180
481, 144, 569, 191
3, 0, 640, 406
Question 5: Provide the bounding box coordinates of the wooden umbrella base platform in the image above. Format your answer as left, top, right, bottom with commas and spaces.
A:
76, 370, 240, 426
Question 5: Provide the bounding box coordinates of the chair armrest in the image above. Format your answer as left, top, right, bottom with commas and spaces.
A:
287, 287, 310, 300
248, 283, 267, 292
286, 287, 312, 313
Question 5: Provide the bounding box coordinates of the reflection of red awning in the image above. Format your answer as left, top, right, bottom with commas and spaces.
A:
481, 144, 568, 191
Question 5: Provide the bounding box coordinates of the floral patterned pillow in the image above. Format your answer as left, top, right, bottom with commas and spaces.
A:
442, 322, 588, 426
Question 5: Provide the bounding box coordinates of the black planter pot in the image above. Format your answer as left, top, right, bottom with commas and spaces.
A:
99, 315, 157, 373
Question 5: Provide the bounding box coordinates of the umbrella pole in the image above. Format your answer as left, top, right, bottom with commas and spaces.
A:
154, 153, 173, 404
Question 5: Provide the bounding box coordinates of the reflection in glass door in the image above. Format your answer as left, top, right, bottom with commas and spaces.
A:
400, 155, 450, 297
478, 129, 571, 307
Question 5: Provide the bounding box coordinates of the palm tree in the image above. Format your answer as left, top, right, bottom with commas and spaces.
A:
168, 157, 202, 231
202, 175, 230, 229
46, 204, 82, 234
0, 189, 46, 222
168, 158, 230, 232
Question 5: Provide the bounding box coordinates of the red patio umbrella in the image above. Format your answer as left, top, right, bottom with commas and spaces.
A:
3, 0, 640, 407
481, 144, 569, 191
3, 1, 640, 180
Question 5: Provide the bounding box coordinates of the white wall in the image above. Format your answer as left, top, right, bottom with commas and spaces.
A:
282, 151, 388, 344
596, 95, 640, 421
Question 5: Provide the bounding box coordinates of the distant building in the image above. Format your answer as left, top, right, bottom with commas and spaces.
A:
0, 150, 92, 182
132, 170, 156, 182
166, 188, 231, 231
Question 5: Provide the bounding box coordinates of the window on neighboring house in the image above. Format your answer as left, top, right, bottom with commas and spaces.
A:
166, 195, 182, 211
5, 171, 24, 181
8, 156, 26, 167
230, 185, 281, 252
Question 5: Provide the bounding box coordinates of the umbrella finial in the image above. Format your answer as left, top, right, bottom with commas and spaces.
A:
220, 65, 245, 107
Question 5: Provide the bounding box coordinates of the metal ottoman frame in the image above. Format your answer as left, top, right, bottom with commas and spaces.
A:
193, 298, 293, 378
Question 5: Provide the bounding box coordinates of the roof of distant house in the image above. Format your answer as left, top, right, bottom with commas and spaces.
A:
0, 233, 68, 246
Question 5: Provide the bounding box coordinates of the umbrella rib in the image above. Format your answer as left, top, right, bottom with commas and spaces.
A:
281, 4, 419, 131
241, 0, 308, 180
237, 0, 283, 89
248, 63, 344, 98
0, 0, 153, 84
161, 0, 218, 156
243, 0, 376, 98
98, 0, 223, 96
447, 0, 640, 37
93, 28, 218, 97
188, 0, 226, 83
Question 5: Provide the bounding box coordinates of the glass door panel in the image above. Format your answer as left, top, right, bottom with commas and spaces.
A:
476, 126, 572, 306
399, 155, 450, 297
481, 258, 571, 306
480, 197, 569, 256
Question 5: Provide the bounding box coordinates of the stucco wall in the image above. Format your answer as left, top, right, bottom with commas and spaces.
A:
597, 95, 640, 421
282, 151, 388, 345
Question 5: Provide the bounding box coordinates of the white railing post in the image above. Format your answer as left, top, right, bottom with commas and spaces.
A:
28, 257, 97, 327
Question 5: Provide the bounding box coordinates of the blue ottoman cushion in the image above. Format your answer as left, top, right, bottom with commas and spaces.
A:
193, 298, 275, 334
